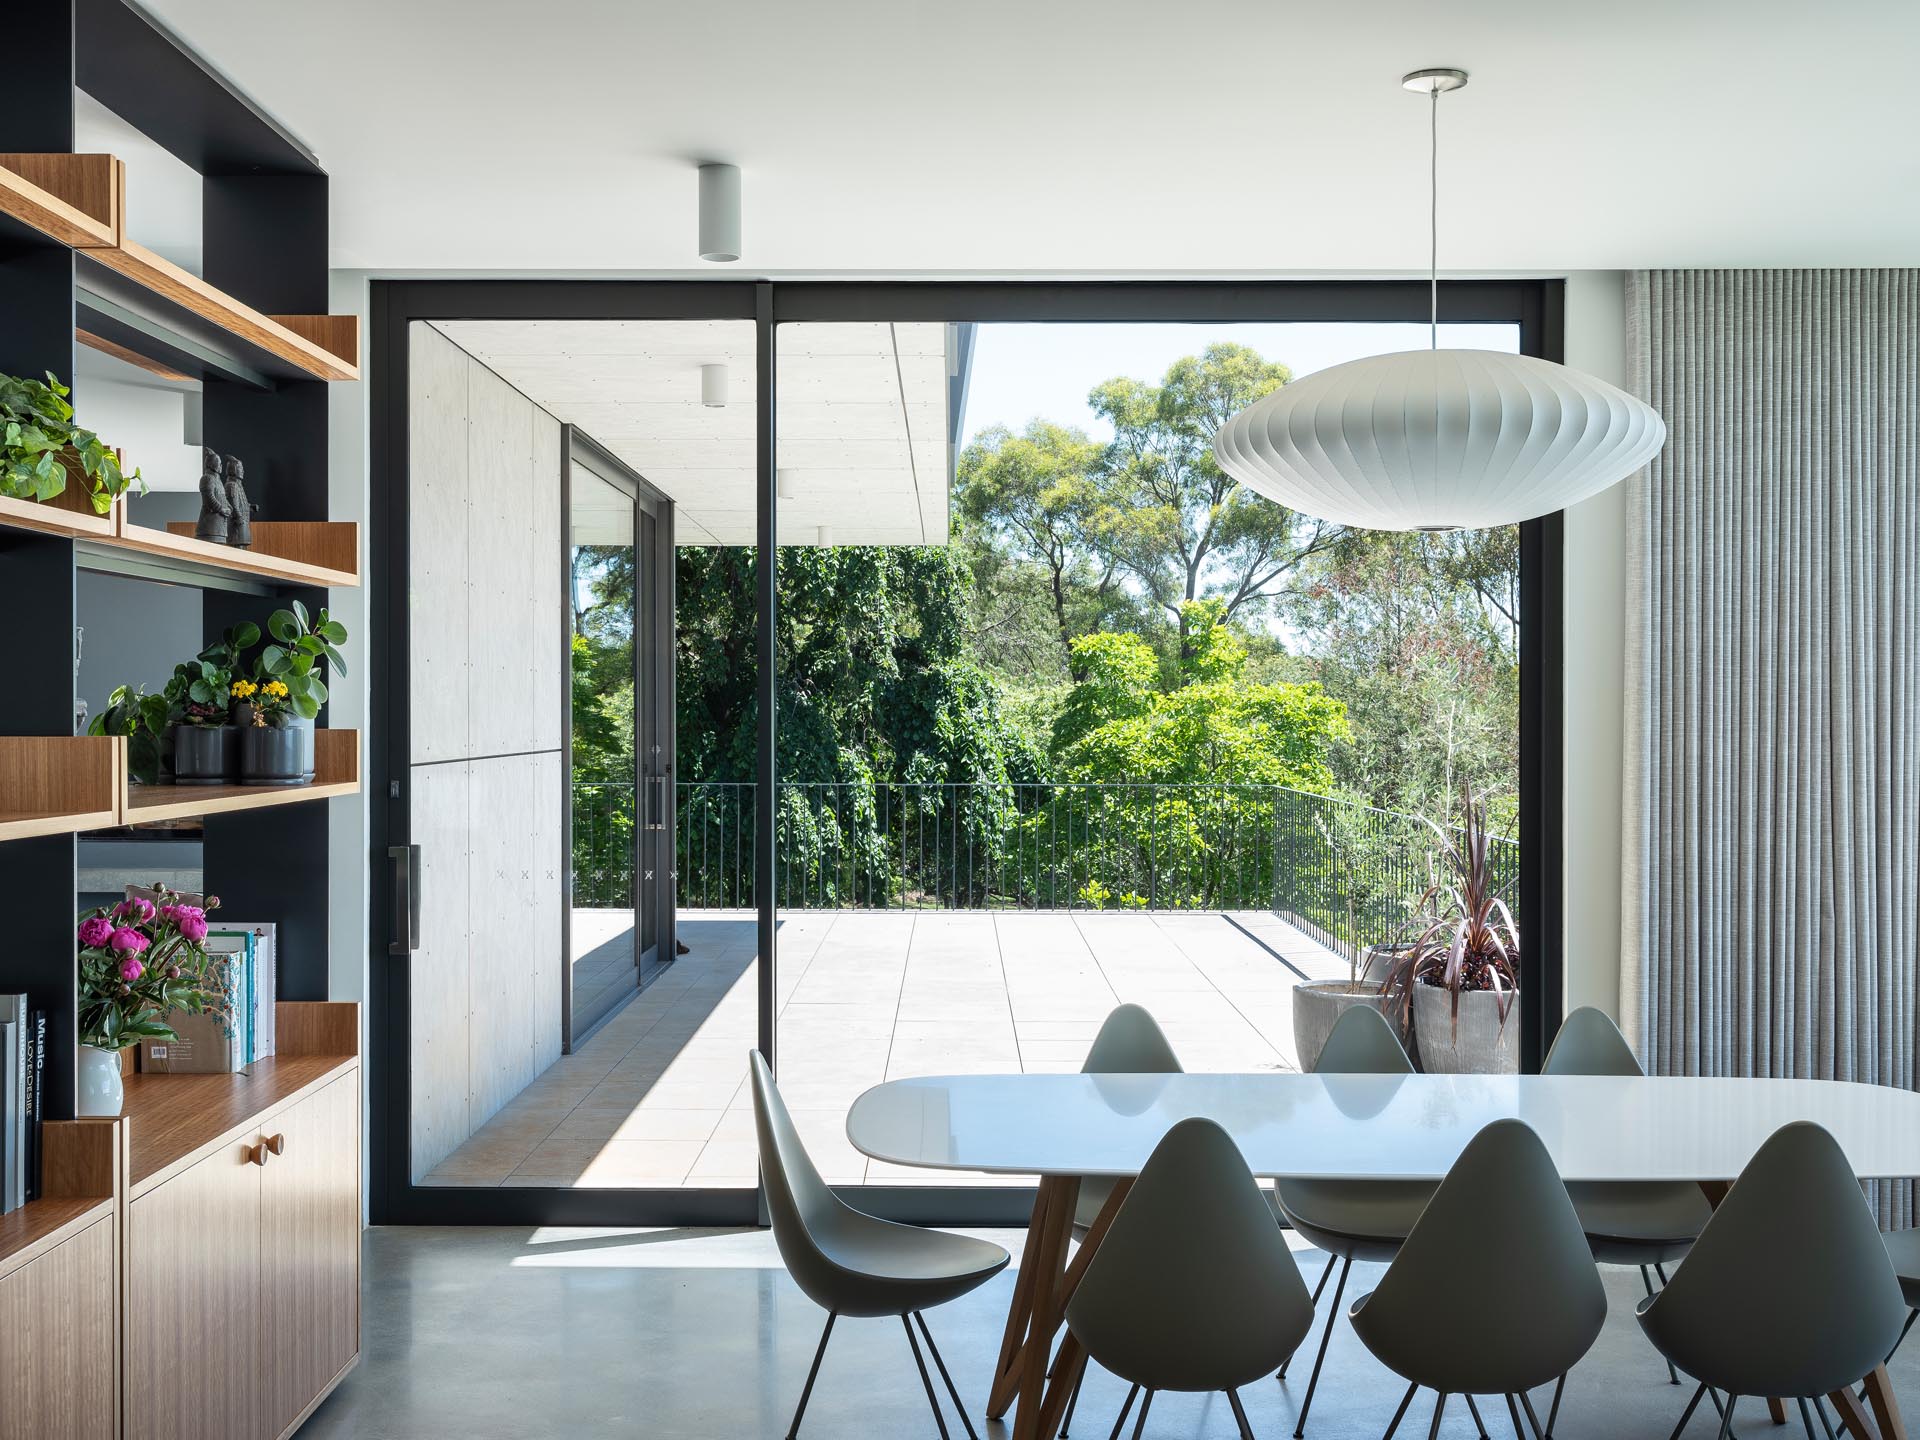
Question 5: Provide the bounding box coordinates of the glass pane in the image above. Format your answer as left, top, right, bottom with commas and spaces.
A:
569, 459, 638, 1040
764, 318, 1522, 1185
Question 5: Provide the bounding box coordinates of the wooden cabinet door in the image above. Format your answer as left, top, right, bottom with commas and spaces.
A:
258, 1074, 360, 1437
0, 1215, 117, 1440
126, 1141, 261, 1440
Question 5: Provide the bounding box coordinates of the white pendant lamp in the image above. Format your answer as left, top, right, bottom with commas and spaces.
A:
1212, 69, 1666, 532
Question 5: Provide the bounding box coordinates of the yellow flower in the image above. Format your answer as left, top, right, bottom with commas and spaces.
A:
264, 680, 290, 698
229, 679, 256, 698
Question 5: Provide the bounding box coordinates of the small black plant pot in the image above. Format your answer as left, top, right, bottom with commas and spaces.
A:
239, 725, 311, 786
169, 724, 239, 785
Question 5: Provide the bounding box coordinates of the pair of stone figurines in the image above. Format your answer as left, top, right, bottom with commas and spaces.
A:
194, 447, 253, 548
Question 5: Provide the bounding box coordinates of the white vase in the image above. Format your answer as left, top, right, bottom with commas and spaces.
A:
77, 1043, 124, 1117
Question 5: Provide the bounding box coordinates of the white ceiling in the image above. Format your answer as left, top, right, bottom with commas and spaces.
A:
136, 0, 1920, 272
437, 320, 952, 545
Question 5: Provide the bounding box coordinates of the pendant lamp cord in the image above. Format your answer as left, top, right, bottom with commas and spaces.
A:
1429, 83, 1439, 349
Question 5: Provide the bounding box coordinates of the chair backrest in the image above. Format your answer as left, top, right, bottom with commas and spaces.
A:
749, 1050, 853, 1310
1067, 1117, 1314, 1392
1082, 1003, 1183, 1074
1541, 1006, 1644, 1077
1639, 1122, 1908, 1398
1313, 1004, 1414, 1075
1353, 1120, 1606, 1394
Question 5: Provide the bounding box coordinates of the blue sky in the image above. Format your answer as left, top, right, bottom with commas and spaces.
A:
958, 321, 1520, 446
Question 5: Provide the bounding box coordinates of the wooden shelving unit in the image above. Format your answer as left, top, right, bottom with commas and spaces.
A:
0, 735, 124, 840
128, 517, 360, 588
0, 487, 119, 540
125, 728, 360, 824
0, 152, 359, 383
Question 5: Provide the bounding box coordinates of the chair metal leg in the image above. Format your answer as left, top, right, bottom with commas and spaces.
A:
1655, 1263, 1672, 1286
913, 1313, 979, 1440
1517, 1391, 1549, 1440
1664, 1382, 1709, 1440
1228, 1388, 1256, 1440
1797, 1396, 1820, 1440
1504, 1395, 1531, 1440
786, 1311, 836, 1440
1812, 1395, 1839, 1440
1464, 1393, 1491, 1439
1716, 1395, 1738, 1440
1129, 1390, 1155, 1440
1281, 1253, 1341, 1381
1546, 1374, 1565, 1436
1382, 1383, 1419, 1440
1292, 1255, 1351, 1437
1060, 1358, 1086, 1437
1105, 1384, 1140, 1440
1427, 1394, 1450, 1440
902, 1314, 954, 1440
1641, 1266, 1681, 1385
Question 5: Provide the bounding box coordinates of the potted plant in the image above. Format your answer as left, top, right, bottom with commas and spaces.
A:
1, 370, 143, 514
75, 887, 226, 1115
1378, 782, 1521, 1074
89, 682, 171, 785
1290, 809, 1415, 1071
238, 602, 347, 784
166, 622, 258, 785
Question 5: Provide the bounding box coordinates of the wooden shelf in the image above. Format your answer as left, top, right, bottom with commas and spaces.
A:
125, 728, 359, 824
0, 469, 123, 541
0, 735, 124, 840
0, 153, 359, 383
125, 1002, 357, 1195
110, 515, 361, 589
0, 1117, 125, 1277
0, 151, 121, 249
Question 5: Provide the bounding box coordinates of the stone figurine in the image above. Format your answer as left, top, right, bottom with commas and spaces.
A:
194, 447, 231, 544
223, 454, 252, 549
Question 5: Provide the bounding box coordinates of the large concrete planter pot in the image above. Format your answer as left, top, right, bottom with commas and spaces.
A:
1292, 981, 1388, 1074
1411, 984, 1519, 1074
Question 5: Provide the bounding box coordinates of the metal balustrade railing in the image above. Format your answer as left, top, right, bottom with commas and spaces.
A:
571, 778, 1519, 958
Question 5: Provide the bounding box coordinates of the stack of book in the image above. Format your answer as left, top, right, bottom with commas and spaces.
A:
0, 994, 47, 1213
138, 924, 278, 1075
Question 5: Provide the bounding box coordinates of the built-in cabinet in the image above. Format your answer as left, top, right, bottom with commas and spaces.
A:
0, 1209, 118, 1439
126, 1069, 358, 1440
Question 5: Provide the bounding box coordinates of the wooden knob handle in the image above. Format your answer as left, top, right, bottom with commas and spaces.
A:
248, 1143, 267, 1166
264, 1133, 285, 1156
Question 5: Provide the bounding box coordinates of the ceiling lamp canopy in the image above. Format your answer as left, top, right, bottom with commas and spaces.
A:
1213, 348, 1666, 531
1212, 68, 1666, 532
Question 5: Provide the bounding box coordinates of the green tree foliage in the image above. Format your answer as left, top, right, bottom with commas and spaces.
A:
1090, 344, 1342, 659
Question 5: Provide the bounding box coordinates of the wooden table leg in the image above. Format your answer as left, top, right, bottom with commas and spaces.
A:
1831, 1385, 1881, 1440
989, 1178, 1060, 1419
1011, 1176, 1080, 1440
1865, 1364, 1910, 1440
1027, 1181, 1132, 1438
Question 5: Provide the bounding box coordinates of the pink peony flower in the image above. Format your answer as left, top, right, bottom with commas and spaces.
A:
77, 916, 115, 948
118, 956, 145, 983
177, 910, 209, 943
116, 896, 155, 923
108, 927, 149, 954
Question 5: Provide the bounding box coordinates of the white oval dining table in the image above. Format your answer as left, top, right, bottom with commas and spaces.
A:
846, 1071, 1920, 1440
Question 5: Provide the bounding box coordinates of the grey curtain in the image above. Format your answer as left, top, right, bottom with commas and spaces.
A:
1624, 270, 1920, 1215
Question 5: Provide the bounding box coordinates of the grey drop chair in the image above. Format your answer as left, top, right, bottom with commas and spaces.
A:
1880, 1230, 1920, 1365
1273, 1005, 1435, 1438
1541, 1008, 1711, 1389
1637, 1122, 1909, 1440
1349, 1119, 1608, 1440
1066, 1117, 1316, 1440
749, 1052, 1011, 1439
1075, 1004, 1184, 1236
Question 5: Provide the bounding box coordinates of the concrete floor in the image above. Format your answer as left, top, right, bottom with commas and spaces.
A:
303, 1225, 1918, 1440
425, 909, 1346, 1188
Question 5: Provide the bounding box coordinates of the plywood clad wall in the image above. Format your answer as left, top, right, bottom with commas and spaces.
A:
406, 323, 566, 1180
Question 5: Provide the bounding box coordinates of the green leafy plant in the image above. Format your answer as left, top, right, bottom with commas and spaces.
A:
89, 684, 172, 785
1377, 781, 1521, 1040
76, 886, 226, 1050
251, 601, 347, 724
0, 371, 143, 514
90, 623, 265, 779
